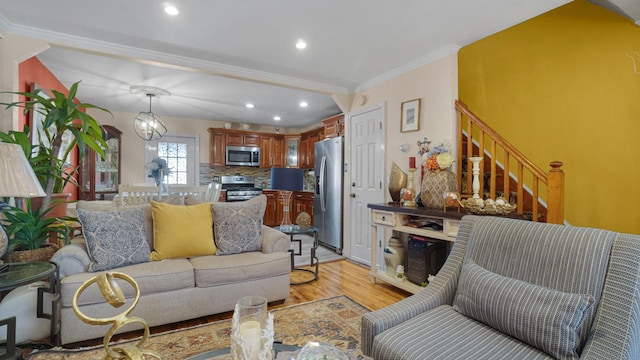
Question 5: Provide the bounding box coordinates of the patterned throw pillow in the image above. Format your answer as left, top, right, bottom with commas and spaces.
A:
453, 260, 594, 359
77, 207, 151, 272
212, 195, 266, 255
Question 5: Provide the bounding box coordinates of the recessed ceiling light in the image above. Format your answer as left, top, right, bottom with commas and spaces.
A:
295, 39, 307, 49
164, 5, 179, 15
299, 101, 308, 108
273, 115, 281, 121
245, 103, 255, 109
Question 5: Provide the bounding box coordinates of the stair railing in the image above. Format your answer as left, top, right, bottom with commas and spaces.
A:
455, 100, 564, 224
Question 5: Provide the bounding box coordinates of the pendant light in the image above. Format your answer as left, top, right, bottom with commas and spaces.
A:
130, 85, 170, 141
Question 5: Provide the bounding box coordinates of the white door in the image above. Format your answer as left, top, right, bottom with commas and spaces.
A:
144, 134, 200, 186
348, 104, 385, 265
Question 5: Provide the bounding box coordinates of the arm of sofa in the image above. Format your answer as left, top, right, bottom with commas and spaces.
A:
50, 240, 91, 278
261, 225, 291, 254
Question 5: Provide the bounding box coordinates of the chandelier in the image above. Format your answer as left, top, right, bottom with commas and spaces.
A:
131, 86, 170, 141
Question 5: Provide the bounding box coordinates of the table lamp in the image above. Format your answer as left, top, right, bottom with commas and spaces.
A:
270, 167, 304, 231
0, 142, 47, 258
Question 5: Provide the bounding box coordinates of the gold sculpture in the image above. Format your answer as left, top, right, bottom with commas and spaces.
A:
296, 211, 311, 229
72, 272, 161, 360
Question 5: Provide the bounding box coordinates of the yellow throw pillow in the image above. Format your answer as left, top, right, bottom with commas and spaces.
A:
150, 201, 217, 260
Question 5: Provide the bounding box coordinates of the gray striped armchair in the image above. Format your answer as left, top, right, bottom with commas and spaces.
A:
362, 215, 640, 359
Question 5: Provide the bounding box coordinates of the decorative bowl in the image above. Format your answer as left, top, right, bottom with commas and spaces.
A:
460, 196, 516, 215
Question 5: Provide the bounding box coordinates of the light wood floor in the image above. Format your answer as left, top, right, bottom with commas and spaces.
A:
70, 259, 411, 348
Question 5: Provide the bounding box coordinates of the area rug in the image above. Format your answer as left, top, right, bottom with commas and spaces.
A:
26, 295, 369, 360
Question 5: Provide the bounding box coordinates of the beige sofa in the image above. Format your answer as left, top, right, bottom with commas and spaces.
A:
51, 198, 291, 345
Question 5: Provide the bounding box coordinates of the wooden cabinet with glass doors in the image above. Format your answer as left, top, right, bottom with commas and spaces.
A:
78, 125, 121, 200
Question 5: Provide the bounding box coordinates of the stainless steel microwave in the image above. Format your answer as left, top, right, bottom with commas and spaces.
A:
226, 145, 260, 166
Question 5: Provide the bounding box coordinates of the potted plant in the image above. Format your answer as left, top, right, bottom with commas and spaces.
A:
0, 81, 111, 259
0, 200, 74, 262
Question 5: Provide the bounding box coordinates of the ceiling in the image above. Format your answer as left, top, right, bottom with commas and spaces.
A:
0, 0, 580, 128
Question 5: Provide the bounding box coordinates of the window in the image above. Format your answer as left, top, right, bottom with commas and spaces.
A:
145, 134, 199, 186
158, 141, 187, 185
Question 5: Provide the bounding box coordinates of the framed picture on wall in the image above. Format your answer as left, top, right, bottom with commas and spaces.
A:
400, 98, 420, 132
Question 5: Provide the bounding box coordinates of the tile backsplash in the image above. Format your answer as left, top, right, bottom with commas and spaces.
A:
199, 164, 315, 191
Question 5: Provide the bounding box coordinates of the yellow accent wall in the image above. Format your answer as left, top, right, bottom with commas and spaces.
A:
459, 0, 640, 234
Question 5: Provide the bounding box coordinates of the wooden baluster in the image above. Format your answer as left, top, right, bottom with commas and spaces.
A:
532, 177, 539, 222
517, 163, 524, 214
503, 152, 510, 202
457, 109, 464, 194
466, 119, 473, 197
490, 140, 497, 199
546, 162, 565, 224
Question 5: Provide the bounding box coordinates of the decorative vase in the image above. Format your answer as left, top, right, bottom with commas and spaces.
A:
388, 162, 408, 203
401, 168, 418, 207
420, 169, 457, 208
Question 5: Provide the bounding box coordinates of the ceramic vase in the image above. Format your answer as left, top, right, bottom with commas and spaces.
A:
420, 169, 457, 208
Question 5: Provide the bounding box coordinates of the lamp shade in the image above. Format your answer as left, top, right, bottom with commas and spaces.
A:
270, 167, 304, 191
0, 143, 46, 198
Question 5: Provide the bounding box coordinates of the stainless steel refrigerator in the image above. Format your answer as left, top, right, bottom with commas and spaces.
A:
314, 136, 344, 254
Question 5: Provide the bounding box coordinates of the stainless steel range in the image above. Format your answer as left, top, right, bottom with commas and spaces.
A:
221, 175, 263, 202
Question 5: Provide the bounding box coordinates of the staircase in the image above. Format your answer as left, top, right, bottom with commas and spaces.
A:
455, 100, 564, 224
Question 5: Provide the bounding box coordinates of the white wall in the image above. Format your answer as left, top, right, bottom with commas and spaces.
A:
349, 54, 459, 200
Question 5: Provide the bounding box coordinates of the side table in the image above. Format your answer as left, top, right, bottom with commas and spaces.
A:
0, 262, 60, 360
273, 225, 319, 285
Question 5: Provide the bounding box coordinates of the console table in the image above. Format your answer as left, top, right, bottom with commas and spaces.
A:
367, 203, 465, 294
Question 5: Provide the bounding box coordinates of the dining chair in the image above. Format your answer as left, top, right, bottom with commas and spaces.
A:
168, 184, 208, 203
205, 182, 222, 202
117, 184, 161, 206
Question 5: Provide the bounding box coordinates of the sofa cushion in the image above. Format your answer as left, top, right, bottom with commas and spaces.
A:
60, 258, 195, 307
77, 207, 151, 272
211, 195, 266, 255
372, 305, 554, 360
150, 201, 217, 260
453, 260, 594, 360
190, 251, 290, 287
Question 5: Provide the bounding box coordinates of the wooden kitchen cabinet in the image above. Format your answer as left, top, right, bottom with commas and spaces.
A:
293, 191, 314, 226
208, 129, 227, 167
299, 128, 324, 169
263, 190, 279, 227
226, 133, 260, 147
259, 135, 284, 168
263, 190, 313, 227
322, 113, 345, 138
285, 135, 300, 168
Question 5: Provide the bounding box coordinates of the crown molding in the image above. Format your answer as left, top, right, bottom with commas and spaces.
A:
0, 12, 10, 36
3, 22, 351, 96
355, 44, 461, 93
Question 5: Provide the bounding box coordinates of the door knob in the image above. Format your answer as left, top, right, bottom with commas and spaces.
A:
352, 182, 356, 187
350, 193, 356, 198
